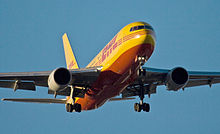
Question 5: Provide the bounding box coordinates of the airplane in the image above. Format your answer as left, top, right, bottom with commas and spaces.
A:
1, 21, 220, 113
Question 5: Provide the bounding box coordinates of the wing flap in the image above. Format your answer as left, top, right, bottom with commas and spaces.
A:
2, 98, 66, 104
0, 81, 36, 91
185, 79, 220, 88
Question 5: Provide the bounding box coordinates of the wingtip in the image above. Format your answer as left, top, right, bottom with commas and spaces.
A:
1, 98, 5, 101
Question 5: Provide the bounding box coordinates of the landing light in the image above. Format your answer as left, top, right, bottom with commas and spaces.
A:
135, 35, 141, 38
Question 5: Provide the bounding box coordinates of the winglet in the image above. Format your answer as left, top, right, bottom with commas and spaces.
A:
62, 33, 79, 69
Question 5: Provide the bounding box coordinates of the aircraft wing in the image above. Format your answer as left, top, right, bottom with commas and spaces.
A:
122, 67, 220, 98
0, 66, 102, 95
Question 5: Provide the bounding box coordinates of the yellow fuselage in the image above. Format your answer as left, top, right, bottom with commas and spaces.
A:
76, 22, 156, 110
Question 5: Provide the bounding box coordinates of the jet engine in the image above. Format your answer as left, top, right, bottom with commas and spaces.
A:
166, 67, 189, 91
48, 67, 72, 91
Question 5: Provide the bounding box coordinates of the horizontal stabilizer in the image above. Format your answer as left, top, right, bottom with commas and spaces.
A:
109, 97, 135, 101
2, 98, 66, 104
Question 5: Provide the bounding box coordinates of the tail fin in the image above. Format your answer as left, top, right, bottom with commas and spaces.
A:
62, 33, 79, 69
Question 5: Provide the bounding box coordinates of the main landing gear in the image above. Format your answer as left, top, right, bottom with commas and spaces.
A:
66, 103, 81, 113
65, 86, 82, 113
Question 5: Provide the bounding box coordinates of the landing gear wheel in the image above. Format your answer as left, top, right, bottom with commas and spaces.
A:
142, 103, 150, 112
134, 103, 138, 112
66, 104, 74, 112
134, 103, 141, 112
137, 103, 141, 112
74, 103, 82, 113
134, 103, 150, 112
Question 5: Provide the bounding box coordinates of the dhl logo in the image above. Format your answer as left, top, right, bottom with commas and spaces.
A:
92, 31, 147, 66
68, 61, 75, 69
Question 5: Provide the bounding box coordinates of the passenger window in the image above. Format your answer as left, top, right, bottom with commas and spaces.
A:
130, 27, 134, 32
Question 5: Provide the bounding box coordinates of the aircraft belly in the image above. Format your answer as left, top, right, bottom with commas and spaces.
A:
76, 43, 154, 111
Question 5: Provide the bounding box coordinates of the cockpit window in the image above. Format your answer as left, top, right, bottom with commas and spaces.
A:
133, 26, 139, 30
130, 25, 154, 32
144, 25, 154, 31
138, 25, 145, 30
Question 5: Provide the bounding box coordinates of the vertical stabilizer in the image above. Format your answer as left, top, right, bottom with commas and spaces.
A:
62, 33, 79, 69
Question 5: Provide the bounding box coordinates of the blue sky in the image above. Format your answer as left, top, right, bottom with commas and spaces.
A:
1, 0, 220, 133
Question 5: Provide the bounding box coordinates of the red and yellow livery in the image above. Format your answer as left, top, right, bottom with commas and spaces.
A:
76, 22, 156, 110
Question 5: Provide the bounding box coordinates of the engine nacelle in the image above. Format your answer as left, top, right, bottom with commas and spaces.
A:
48, 67, 72, 91
166, 67, 189, 91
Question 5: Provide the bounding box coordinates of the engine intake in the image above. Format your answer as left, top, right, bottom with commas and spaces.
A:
166, 67, 189, 91
48, 67, 72, 91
